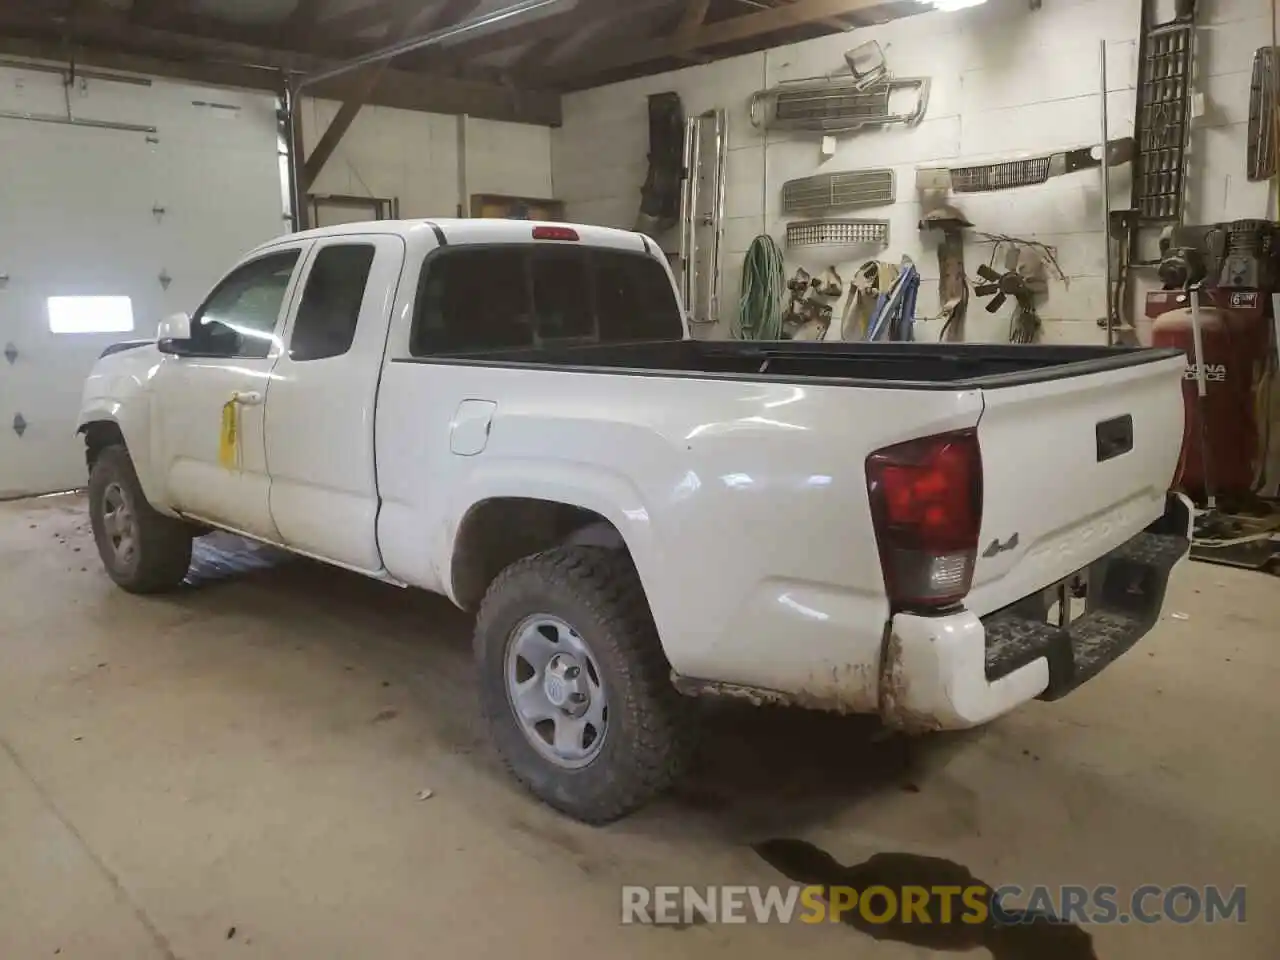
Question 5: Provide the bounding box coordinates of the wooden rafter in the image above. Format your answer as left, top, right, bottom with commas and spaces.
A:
540, 0, 881, 86
511, 36, 561, 72
408, 5, 590, 71
312, 0, 407, 38
128, 0, 167, 22
281, 0, 323, 42
412, 0, 678, 74
8, 0, 363, 58
674, 0, 712, 46
0, 0, 924, 115
302, 0, 482, 189
0, 8, 560, 125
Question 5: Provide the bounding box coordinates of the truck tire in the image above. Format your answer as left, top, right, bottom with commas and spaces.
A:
475, 546, 691, 824
88, 445, 193, 594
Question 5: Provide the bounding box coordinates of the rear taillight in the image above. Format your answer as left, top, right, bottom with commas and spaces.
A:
866, 429, 983, 610
532, 225, 579, 241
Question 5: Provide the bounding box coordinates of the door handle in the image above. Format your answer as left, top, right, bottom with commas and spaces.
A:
232, 390, 264, 406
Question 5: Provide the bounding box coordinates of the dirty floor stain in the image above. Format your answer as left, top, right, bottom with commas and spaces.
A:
754, 838, 1096, 959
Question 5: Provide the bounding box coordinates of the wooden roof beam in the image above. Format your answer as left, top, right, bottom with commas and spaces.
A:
540, 0, 881, 86
302, 0, 482, 188
0, 15, 560, 125
313, 0, 406, 37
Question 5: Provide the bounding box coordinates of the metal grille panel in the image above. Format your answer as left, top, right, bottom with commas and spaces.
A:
1134, 24, 1192, 222
786, 219, 890, 247
775, 85, 891, 127
781, 169, 895, 215
950, 157, 1053, 192
1248, 46, 1279, 182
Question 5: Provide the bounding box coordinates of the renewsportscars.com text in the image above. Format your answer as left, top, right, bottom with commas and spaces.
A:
621, 884, 1247, 927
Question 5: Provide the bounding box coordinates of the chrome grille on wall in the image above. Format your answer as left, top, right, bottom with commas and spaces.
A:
751, 77, 930, 134
781, 169, 895, 215
775, 85, 891, 126
949, 157, 1054, 192
786, 219, 890, 247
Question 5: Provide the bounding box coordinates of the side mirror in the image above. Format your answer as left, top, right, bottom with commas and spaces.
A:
156, 312, 192, 354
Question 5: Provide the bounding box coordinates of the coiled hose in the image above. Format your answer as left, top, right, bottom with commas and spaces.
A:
733, 234, 786, 340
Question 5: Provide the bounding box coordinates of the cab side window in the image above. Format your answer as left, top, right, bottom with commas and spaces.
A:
289, 245, 376, 361
191, 251, 300, 359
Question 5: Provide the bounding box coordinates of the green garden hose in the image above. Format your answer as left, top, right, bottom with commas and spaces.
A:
733, 234, 786, 340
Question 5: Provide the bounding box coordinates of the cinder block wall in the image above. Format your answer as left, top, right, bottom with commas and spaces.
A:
302, 102, 554, 219
550, 0, 1274, 346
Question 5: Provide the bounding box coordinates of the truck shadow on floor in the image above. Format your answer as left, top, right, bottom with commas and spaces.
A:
754, 838, 1097, 959
175, 534, 977, 837
634, 700, 984, 841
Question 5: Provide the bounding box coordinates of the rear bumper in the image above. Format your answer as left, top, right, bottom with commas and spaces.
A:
880, 493, 1192, 731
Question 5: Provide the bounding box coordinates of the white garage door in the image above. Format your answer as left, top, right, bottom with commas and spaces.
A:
0, 65, 287, 498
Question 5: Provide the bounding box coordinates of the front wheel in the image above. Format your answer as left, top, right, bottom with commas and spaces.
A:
474, 547, 691, 824
88, 445, 193, 594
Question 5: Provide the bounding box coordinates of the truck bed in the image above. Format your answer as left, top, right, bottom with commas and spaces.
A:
414, 339, 1184, 390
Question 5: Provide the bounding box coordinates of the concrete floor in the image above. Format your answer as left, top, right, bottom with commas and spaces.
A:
0, 493, 1276, 960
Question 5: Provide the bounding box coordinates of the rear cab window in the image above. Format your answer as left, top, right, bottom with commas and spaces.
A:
409, 244, 682, 356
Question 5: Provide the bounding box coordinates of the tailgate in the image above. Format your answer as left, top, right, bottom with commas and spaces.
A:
965, 353, 1185, 616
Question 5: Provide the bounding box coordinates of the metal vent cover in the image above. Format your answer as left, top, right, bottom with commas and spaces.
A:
787, 219, 890, 248
782, 169, 895, 215
950, 157, 1053, 192
1247, 46, 1279, 181
917, 139, 1135, 195
1134, 23, 1193, 222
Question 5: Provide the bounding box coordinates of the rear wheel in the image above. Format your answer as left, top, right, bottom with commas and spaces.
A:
475, 547, 691, 824
88, 445, 193, 594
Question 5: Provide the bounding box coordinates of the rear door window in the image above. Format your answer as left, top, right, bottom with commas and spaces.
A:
290, 244, 376, 361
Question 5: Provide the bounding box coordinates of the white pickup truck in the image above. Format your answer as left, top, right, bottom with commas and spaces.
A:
78, 218, 1192, 823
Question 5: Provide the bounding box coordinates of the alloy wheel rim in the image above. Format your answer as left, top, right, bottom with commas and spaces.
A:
101, 482, 137, 568
504, 614, 608, 769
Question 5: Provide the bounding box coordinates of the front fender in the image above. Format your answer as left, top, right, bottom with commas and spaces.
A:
77, 350, 166, 510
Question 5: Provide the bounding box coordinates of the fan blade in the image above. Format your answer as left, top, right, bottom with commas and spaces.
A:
975, 264, 1003, 282
1004, 246, 1021, 273
985, 292, 1007, 313
974, 282, 1000, 297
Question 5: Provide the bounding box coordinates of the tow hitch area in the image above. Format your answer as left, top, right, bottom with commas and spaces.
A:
984, 495, 1192, 701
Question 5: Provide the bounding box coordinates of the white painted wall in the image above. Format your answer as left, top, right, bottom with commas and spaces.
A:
551, 0, 1277, 346
302, 99, 554, 217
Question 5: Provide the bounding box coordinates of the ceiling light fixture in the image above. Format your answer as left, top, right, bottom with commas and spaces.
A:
922, 0, 989, 11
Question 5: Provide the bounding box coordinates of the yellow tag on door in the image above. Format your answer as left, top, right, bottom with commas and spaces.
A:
218, 400, 240, 470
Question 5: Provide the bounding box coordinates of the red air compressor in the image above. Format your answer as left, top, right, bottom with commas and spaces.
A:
1146, 220, 1277, 505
